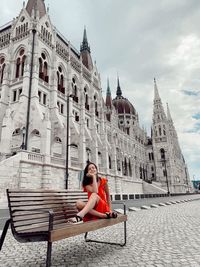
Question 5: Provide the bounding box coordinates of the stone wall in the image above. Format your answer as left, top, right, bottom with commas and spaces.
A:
0, 151, 146, 207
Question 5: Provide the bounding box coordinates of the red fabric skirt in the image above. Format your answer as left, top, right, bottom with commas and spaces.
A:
83, 197, 110, 222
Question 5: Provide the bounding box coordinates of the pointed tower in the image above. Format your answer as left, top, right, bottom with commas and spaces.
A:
106, 78, 112, 108
152, 78, 168, 142
116, 76, 122, 97
80, 27, 93, 71
105, 78, 112, 122
26, 0, 46, 18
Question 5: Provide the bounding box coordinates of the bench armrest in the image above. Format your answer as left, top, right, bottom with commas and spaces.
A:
112, 201, 126, 215
12, 208, 54, 232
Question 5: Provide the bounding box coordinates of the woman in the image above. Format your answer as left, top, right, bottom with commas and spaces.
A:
73, 162, 117, 223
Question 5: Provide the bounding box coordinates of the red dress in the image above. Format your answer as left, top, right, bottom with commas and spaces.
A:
83, 177, 111, 222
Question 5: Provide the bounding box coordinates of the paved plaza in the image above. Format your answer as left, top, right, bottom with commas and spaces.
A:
1, 199, 200, 266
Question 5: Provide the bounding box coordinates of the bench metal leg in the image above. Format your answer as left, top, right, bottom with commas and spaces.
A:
84, 221, 127, 247
0, 219, 11, 251
46, 241, 52, 267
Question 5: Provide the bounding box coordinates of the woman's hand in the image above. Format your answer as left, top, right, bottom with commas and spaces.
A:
87, 172, 96, 181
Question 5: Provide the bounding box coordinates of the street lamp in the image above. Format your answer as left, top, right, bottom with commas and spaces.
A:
160, 148, 170, 195
21, 127, 26, 150
65, 94, 74, 190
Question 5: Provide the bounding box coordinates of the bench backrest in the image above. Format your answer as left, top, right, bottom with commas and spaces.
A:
7, 189, 87, 234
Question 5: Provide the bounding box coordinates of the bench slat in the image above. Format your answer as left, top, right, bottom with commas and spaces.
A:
9, 196, 88, 202
10, 200, 85, 207
13, 211, 77, 227
8, 192, 87, 197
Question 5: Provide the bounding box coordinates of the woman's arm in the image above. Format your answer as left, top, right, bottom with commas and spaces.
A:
105, 182, 112, 209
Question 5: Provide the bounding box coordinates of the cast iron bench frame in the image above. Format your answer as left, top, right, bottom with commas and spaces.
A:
0, 189, 127, 266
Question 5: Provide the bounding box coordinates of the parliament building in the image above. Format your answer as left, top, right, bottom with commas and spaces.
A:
0, 0, 190, 203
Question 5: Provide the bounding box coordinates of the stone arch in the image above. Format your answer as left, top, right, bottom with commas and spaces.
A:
52, 136, 62, 157
30, 129, 41, 153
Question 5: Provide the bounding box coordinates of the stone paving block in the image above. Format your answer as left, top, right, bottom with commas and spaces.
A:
169, 201, 177, 204
150, 204, 159, 208
165, 202, 172, 205
141, 205, 151, 210
128, 206, 141, 212
158, 202, 166, 206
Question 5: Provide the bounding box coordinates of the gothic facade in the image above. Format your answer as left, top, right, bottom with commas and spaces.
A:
0, 0, 190, 201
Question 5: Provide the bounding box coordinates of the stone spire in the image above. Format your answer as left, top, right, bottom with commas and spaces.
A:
116, 76, 122, 97
80, 26, 90, 53
80, 27, 93, 70
106, 78, 112, 108
26, 0, 46, 18
152, 78, 167, 142
154, 77, 161, 101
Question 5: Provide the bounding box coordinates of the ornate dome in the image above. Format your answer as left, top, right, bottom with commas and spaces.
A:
113, 96, 136, 115
112, 77, 136, 115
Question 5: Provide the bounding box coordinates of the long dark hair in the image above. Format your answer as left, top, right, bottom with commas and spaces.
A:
82, 162, 99, 187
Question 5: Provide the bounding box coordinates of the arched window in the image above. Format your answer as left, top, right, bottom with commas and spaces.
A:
160, 148, 165, 160
86, 148, 91, 163
163, 124, 166, 135
139, 165, 142, 179
55, 137, 62, 143
0, 57, 5, 84
108, 155, 112, 169
15, 48, 26, 79
32, 129, 40, 136
12, 128, 21, 136
98, 151, 102, 166
38, 52, 49, 83
57, 66, 65, 94
128, 159, 132, 177
94, 95, 98, 117
124, 158, 128, 176
84, 87, 89, 110
71, 77, 78, 103
15, 58, 20, 78
159, 125, 162, 136
21, 55, 26, 76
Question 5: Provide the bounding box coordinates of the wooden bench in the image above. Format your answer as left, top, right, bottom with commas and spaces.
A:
0, 189, 127, 266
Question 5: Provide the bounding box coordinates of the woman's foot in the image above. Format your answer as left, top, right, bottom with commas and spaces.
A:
105, 211, 118, 219
67, 215, 83, 224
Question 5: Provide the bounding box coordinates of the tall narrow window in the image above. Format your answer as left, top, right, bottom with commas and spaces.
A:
38, 53, 48, 83
71, 77, 78, 103
159, 125, 162, 136
109, 156, 112, 169
15, 48, 26, 79
84, 87, 89, 110
16, 58, 20, 78
21, 55, 26, 76
57, 66, 65, 94
0, 57, 5, 84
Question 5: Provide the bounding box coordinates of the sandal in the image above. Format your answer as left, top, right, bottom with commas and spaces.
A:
67, 215, 83, 224
75, 215, 83, 223
105, 211, 118, 219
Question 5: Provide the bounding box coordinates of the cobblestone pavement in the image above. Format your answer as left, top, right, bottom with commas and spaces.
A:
1, 199, 200, 267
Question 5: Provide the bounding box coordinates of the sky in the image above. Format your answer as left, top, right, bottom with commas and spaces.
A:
1, 0, 200, 180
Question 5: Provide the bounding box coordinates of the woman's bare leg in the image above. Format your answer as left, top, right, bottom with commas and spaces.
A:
76, 200, 107, 218
76, 193, 107, 218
